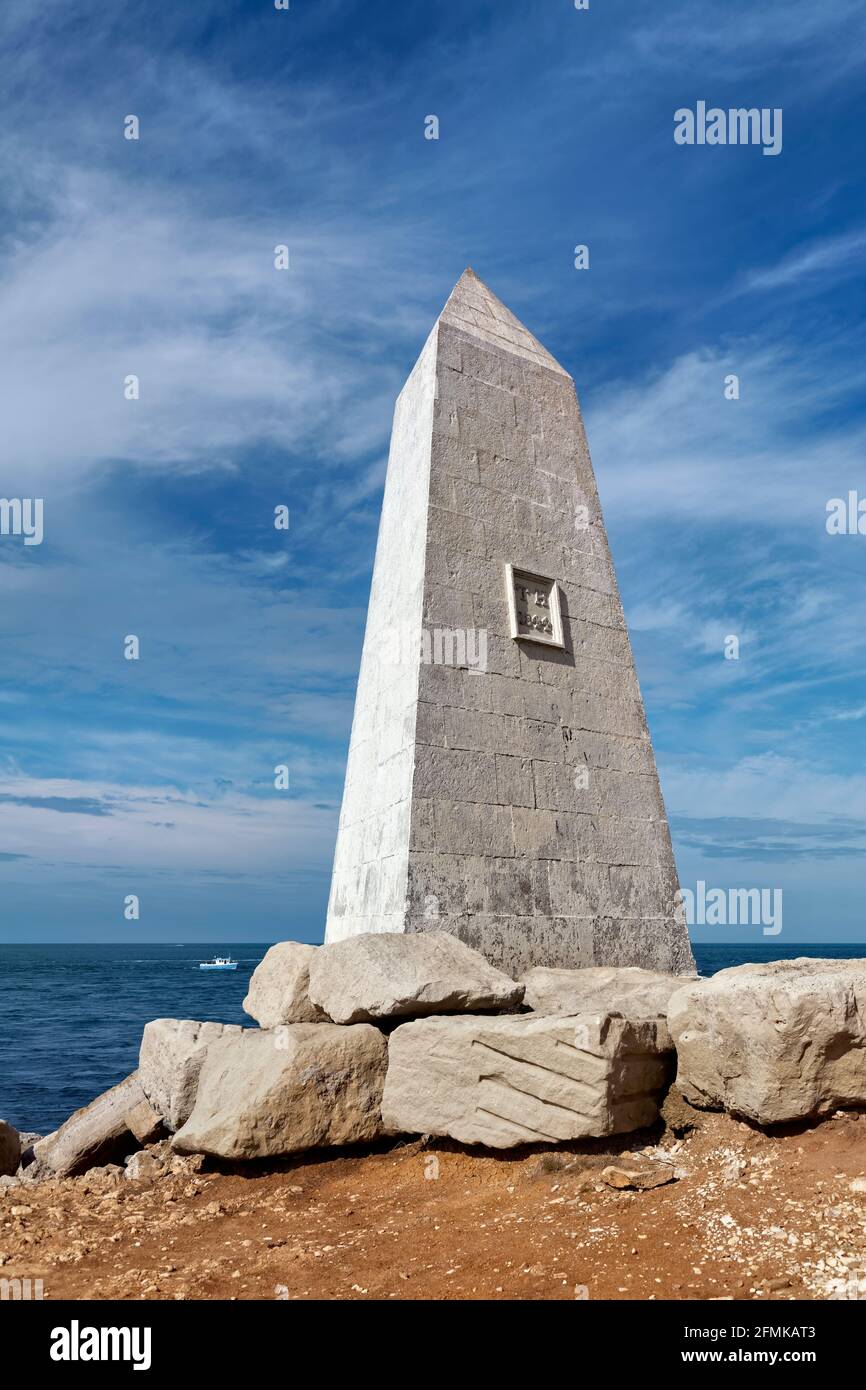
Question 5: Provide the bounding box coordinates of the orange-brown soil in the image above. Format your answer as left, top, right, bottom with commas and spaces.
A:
3, 1106, 866, 1301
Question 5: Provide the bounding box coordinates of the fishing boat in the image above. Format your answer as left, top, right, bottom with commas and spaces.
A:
199, 955, 238, 971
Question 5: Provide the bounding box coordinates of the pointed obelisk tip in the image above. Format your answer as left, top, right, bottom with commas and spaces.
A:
438, 267, 571, 378
443, 266, 481, 299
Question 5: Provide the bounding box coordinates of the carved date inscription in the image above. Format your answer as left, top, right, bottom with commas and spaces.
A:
505, 565, 564, 648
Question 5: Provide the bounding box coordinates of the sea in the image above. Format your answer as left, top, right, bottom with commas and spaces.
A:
1, 940, 864, 1134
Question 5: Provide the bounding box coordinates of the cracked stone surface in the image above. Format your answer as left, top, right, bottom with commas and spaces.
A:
381, 1010, 673, 1148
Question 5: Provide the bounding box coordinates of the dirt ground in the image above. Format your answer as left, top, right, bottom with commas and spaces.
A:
3, 1104, 866, 1301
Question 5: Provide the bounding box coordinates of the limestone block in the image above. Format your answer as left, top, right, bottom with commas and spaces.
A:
510, 806, 573, 858
307, 930, 524, 1024
34, 1073, 148, 1176
593, 917, 695, 975
406, 853, 469, 918
138, 1019, 244, 1131
413, 745, 499, 803
172, 1025, 387, 1160
124, 1097, 165, 1145
432, 800, 515, 857
522, 683, 574, 725
668, 958, 866, 1125
547, 861, 611, 917
521, 964, 694, 1041
494, 753, 535, 807
242, 942, 330, 1028
382, 1012, 672, 1147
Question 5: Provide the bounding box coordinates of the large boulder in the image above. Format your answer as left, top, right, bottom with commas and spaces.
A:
307, 931, 524, 1025
243, 942, 329, 1027
381, 1012, 673, 1148
138, 1019, 244, 1131
0, 1120, 21, 1176
521, 965, 691, 1041
668, 958, 866, 1124
172, 1024, 388, 1160
33, 1073, 149, 1176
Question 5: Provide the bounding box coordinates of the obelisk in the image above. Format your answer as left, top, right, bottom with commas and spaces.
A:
325, 269, 694, 977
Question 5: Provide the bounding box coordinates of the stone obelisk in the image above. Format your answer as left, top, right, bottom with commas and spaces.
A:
325, 269, 694, 977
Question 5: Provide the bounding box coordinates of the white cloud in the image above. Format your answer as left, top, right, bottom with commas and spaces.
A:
587, 338, 866, 525
0, 168, 420, 488
666, 752, 866, 824
0, 774, 335, 876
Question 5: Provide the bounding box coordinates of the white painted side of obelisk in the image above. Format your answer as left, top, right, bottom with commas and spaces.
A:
326, 270, 694, 977
325, 328, 437, 940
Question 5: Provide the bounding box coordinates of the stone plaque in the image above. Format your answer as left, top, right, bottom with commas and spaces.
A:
504, 563, 564, 648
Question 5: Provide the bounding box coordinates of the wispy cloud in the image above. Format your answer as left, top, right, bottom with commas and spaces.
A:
0, 775, 336, 876
673, 814, 866, 862
731, 229, 866, 298
829, 705, 866, 723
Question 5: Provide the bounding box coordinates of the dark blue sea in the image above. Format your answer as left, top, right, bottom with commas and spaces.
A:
1, 941, 864, 1133
0, 945, 268, 1134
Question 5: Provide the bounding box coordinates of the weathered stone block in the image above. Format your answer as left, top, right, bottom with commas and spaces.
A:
668, 958, 866, 1125
594, 917, 693, 974
433, 800, 514, 857
138, 1019, 244, 1131
308, 930, 523, 1024
413, 745, 498, 803
34, 1073, 148, 1176
125, 1097, 165, 1145
521, 964, 694, 1039
172, 1025, 388, 1160
242, 943, 329, 1028
382, 1012, 672, 1147
494, 753, 534, 807
510, 805, 573, 859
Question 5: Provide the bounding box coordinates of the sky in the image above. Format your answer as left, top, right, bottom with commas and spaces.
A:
1, 0, 865, 946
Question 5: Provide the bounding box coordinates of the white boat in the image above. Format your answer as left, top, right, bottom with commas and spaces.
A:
199, 955, 238, 971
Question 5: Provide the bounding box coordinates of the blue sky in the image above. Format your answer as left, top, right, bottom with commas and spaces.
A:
1, 0, 865, 944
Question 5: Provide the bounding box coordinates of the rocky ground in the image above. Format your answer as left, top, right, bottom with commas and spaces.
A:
3, 1100, 866, 1301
